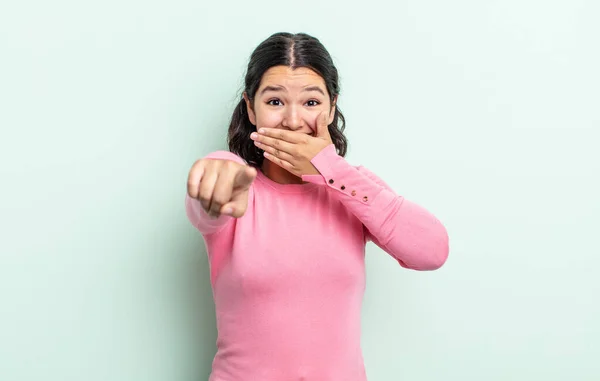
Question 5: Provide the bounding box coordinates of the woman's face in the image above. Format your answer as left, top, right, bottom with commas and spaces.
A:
244, 65, 336, 136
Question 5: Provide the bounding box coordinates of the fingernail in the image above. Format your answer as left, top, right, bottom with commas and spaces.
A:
223, 207, 232, 215
250, 132, 257, 139
259, 128, 266, 134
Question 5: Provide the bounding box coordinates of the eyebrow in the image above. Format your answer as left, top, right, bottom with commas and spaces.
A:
259, 85, 286, 96
258, 85, 326, 96
302, 86, 326, 96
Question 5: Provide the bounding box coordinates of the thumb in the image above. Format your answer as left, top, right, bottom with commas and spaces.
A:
220, 198, 248, 218
222, 168, 255, 218
316, 111, 330, 137
233, 165, 257, 189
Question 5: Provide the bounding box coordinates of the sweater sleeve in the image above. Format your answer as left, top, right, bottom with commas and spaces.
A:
185, 150, 248, 236
301, 144, 449, 271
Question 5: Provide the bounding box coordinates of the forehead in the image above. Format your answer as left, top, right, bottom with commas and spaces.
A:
258, 66, 326, 90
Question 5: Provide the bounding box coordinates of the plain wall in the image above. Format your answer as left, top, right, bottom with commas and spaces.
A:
1, 0, 599, 380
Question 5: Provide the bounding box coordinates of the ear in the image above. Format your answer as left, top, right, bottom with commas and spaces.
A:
328, 95, 338, 125
243, 92, 256, 125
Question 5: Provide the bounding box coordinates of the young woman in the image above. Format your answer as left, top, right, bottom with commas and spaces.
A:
186, 32, 449, 381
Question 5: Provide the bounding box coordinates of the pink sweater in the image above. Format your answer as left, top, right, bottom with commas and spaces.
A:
185, 144, 449, 381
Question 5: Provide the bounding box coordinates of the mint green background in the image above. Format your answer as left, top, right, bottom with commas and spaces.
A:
1, 1, 599, 380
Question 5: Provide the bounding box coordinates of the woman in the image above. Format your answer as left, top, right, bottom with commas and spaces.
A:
186, 32, 449, 381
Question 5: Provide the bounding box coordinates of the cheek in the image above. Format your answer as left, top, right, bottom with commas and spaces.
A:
254, 107, 281, 128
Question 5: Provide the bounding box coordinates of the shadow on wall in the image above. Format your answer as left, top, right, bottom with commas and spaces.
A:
144, 207, 218, 379
174, 225, 217, 379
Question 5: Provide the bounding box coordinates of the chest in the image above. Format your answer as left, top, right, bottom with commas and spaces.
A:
216, 187, 366, 296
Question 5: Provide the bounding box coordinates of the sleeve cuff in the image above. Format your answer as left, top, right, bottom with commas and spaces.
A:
301, 144, 337, 185
301, 144, 385, 206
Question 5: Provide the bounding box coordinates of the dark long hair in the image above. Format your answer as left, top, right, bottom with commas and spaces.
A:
227, 32, 348, 167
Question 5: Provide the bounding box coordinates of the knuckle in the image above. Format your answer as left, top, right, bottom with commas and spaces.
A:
192, 158, 204, 168
225, 160, 240, 172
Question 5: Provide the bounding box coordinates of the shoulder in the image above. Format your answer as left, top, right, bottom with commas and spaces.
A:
202, 150, 247, 165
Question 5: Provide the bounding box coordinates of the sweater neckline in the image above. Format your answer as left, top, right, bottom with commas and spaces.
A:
255, 169, 318, 194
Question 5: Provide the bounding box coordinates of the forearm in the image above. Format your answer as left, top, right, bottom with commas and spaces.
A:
365, 196, 449, 270
302, 144, 449, 270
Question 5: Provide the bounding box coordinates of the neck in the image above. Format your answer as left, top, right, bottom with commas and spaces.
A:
261, 160, 304, 184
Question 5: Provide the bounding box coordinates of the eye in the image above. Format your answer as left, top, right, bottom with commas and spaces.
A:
267, 99, 282, 106
306, 99, 320, 107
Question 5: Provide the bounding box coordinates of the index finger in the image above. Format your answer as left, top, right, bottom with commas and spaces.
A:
257, 127, 307, 144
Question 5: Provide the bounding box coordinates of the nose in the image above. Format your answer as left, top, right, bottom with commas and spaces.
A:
281, 105, 304, 131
